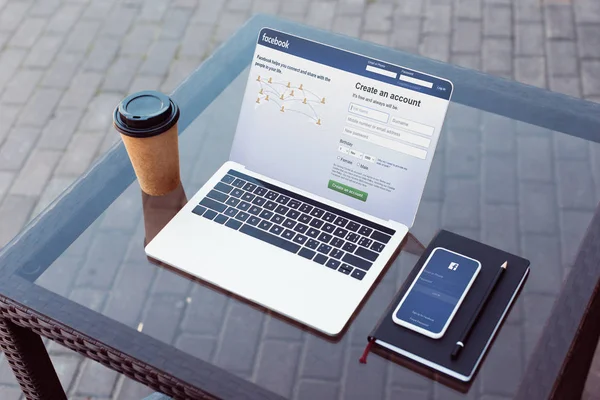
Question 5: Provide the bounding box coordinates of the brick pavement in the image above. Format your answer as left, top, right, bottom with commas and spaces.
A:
0, 0, 599, 398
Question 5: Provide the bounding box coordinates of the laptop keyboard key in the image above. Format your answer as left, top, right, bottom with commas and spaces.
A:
317, 244, 332, 255
359, 237, 373, 248
231, 188, 244, 198
286, 210, 301, 219
276, 195, 290, 204
323, 212, 336, 222
237, 201, 251, 211
264, 200, 277, 210
282, 229, 295, 240
342, 253, 372, 271
224, 207, 238, 217
330, 249, 344, 259
207, 190, 228, 203
265, 191, 278, 200
192, 205, 207, 216
243, 182, 257, 192
270, 225, 284, 235
309, 219, 324, 229
271, 215, 285, 225
299, 247, 316, 260
283, 218, 296, 229
351, 269, 366, 280
259, 210, 274, 220
294, 223, 308, 233
258, 220, 272, 230
318, 232, 332, 243
306, 239, 319, 249
252, 197, 266, 206
275, 205, 289, 215
240, 224, 300, 253
232, 178, 246, 188
288, 199, 301, 209
323, 223, 335, 233
241, 192, 255, 202
235, 211, 250, 221
310, 208, 324, 218
358, 226, 373, 236
334, 227, 348, 238
248, 216, 260, 226
203, 209, 217, 220
326, 259, 340, 269
221, 174, 235, 184
298, 214, 311, 224
293, 234, 308, 245
306, 228, 320, 238
214, 214, 228, 224
371, 230, 392, 244
331, 238, 344, 248
254, 187, 268, 196
338, 265, 352, 275
200, 197, 227, 213
313, 254, 327, 264
355, 246, 378, 262
342, 242, 357, 253
346, 222, 360, 232
299, 204, 313, 214
248, 205, 261, 215
346, 232, 360, 243
225, 197, 240, 207
370, 241, 385, 253
214, 182, 233, 194
225, 218, 243, 230
334, 217, 348, 227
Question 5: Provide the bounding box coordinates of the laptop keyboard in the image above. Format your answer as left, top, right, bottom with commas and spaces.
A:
191, 169, 395, 281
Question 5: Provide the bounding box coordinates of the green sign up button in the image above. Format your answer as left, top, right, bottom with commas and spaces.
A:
327, 180, 368, 202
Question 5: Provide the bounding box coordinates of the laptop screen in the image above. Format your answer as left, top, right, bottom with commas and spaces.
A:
230, 28, 452, 227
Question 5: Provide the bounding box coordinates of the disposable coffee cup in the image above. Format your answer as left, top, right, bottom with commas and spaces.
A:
113, 91, 181, 196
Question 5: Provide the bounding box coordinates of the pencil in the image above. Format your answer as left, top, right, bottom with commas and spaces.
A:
451, 261, 507, 359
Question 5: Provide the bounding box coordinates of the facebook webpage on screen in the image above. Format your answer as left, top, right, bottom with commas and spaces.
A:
230, 28, 453, 226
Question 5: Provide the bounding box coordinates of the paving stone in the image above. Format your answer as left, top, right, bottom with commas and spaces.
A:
522, 234, 563, 295
41, 51, 85, 90
519, 182, 558, 234
484, 153, 517, 204
545, 5, 575, 39
73, 360, 118, 398
8, 17, 46, 48
160, 8, 192, 39
514, 56, 546, 88
515, 23, 544, 56
81, 0, 116, 21
253, 339, 301, 398
0, 127, 41, 170
54, 131, 105, 176
280, 0, 309, 16
482, 37, 512, 74
0, 386, 21, 400
574, 0, 600, 24
482, 204, 519, 254
482, 113, 516, 154
214, 301, 264, 374
332, 15, 362, 37
517, 135, 553, 182
46, 4, 84, 34
59, 72, 103, 109
549, 75, 581, 98
139, 40, 179, 76
138, 0, 169, 23
306, 1, 337, 30
556, 159, 596, 210
0, 48, 27, 90
141, 294, 186, 343
114, 378, 154, 400
554, 132, 590, 160
577, 24, 600, 59
364, 3, 393, 32
523, 293, 556, 359
423, 3, 452, 34
29, 0, 60, 16
263, 315, 305, 341
480, 324, 523, 396
483, 5, 511, 37
296, 380, 339, 400
161, 58, 202, 93
252, 0, 280, 14
79, 93, 122, 132
0, 194, 36, 246
181, 286, 228, 335
37, 108, 84, 151
75, 230, 130, 289
390, 18, 421, 52
343, 347, 387, 400
419, 34, 450, 62
444, 133, 480, 178
82, 37, 120, 72
0, 171, 13, 201
452, 20, 482, 53
151, 268, 192, 295
300, 335, 345, 380
213, 11, 248, 42
0, 1, 32, 33
560, 209, 595, 269
442, 178, 480, 229
35, 254, 80, 296
582, 60, 600, 97
1, 68, 42, 105
361, 32, 389, 46
451, 53, 481, 70
102, 55, 142, 92
174, 334, 217, 360
515, 3, 542, 22
389, 388, 430, 400
100, 5, 138, 37
23, 34, 63, 68
51, 353, 80, 391
9, 149, 61, 196
129, 75, 163, 93
63, 20, 102, 53
388, 360, 433, 390
455, 0, 482, 20
179, 23, 212, 58
0, 104, 19, 145
120, 23, 160, 56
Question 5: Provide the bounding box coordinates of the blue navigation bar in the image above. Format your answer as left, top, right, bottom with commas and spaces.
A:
257, 28, 452, 100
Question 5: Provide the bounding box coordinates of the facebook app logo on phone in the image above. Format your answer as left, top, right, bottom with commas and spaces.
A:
393, 248, 480, 338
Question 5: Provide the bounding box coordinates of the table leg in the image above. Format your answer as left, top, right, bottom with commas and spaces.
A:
0, 318, 66, 400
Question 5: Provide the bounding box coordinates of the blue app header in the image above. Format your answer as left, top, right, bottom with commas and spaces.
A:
258, 28, 452, 100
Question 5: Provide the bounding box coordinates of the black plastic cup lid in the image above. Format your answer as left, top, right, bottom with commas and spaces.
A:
113, 90, 180, 138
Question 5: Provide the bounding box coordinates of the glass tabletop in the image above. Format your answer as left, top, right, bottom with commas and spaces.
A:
4, 15, 600, 400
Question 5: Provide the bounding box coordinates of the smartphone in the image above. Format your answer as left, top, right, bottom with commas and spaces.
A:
392, 247, 481, 339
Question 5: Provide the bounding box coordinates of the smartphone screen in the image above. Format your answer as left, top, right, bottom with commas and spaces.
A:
392, 248, 480, 339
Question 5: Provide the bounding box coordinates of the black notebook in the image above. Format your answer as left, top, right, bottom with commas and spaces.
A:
365, 230, 530, 382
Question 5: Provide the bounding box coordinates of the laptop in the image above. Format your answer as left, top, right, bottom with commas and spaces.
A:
145, 28, 453, 336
